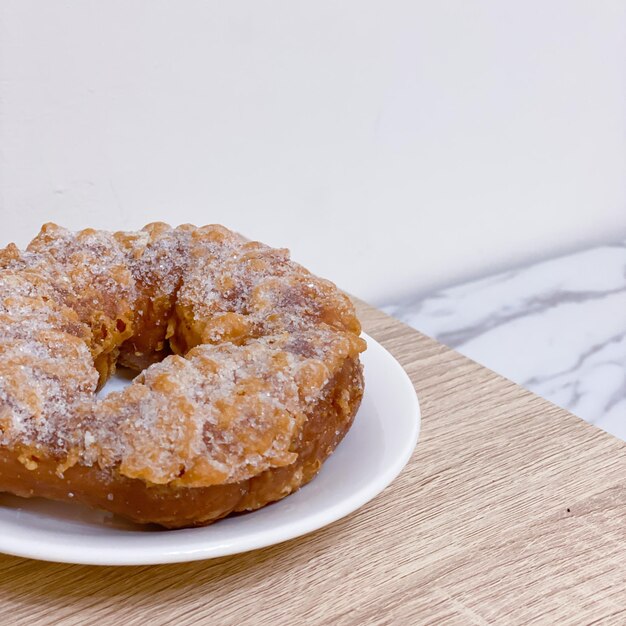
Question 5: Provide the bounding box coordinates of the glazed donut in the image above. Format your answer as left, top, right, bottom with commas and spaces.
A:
0, 223, 365, 528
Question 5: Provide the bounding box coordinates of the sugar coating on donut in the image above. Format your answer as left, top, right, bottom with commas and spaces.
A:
0, 264, 97, 454
0, 223, 365, 488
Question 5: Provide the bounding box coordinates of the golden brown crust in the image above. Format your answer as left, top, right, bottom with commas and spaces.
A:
0, 223, 365, 527
0, 356, 362, 528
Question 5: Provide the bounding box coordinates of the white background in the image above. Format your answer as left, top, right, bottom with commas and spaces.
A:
1, 1, 625, 304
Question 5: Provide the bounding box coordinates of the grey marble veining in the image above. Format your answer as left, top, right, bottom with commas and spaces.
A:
383, 243, 626, 440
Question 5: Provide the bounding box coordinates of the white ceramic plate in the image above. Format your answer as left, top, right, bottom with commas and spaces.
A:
0, 333, 420, 565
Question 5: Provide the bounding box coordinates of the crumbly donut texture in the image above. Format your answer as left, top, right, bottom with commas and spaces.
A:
0, 223, 365, 527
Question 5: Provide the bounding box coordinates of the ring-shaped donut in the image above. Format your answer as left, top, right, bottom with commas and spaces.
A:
0, 223, 365, 527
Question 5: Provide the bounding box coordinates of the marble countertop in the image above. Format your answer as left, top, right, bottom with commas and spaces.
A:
383, 243, 626, 440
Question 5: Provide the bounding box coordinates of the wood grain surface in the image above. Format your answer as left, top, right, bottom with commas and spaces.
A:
1, 301, 625, 625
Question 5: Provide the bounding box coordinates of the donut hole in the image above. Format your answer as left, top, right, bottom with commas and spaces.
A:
96, 365, 137, 398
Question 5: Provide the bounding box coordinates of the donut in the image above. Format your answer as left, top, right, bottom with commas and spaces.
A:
0, 223, 365, 528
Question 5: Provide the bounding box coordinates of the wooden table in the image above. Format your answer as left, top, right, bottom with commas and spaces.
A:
2, 302, 626, 625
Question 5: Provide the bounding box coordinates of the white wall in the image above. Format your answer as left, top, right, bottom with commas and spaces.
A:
1, 1, 625, 305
